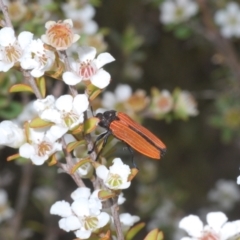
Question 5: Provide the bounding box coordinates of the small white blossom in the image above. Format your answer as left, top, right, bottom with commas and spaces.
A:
41, 19, 80, 50
62, 46, 115, 89
120, 213, 140, 232
174, 90, 198, 118
160, 0, 198, 25
96, 158, 131, 190
0, 120, 26, 148
34, 94, 89, 130
62, 4, 98, 35
19, 126, 65, 165
21, 39, 55, 77
214, 2, 240, 38
0, 27, 33, 72
50, 187, 110, 239
102, 84, 132, 109
0, 189, 14, 223
179, 211, 240, 240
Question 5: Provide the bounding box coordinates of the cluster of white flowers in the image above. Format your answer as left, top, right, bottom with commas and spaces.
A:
179, 211, 240, 240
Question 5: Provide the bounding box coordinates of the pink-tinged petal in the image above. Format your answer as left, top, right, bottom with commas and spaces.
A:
50, 200, 72, 217
95, 52, 115, 69
63, 71, 82, 85
206, 212, 227, 231
97, 212, 110, 228
90, 69, 110, 89
19, 143, 35, 159
63, 19, 74, 27
0, 27, 15, 46
96, 165, 109, 180
179, 215, 203, 237
73, 94, 89, 114
77, 46, 96, 62
45, 20, 56, 29
18, 31, 33, 49
71, 187, 91, 201
55, 95, 73, 112
75, 228, 91, 239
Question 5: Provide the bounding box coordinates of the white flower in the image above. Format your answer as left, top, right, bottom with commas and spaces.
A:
214, 2, 240, 38
0, 27, 33, 72
50, 188, 110, 239
208, 179, 240, 210
0, 189, 14, 223
174, 90, 198, 118
62, 4, 98, 35
19, 126, 65, 165
34, 94, 89, 130
0, 120, 26, 148
160, 0, 198, 25
152, 90, 173, 115
41, 19, 80, 50
102, 84, 132, 109
179, 212, 240, 239
62, 46, 115, 89
96, 158, 131, 190
119, 213, 140, 232
20, 39, 55, 77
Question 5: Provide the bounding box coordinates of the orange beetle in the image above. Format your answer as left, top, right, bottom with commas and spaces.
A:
89, 110, 166, 160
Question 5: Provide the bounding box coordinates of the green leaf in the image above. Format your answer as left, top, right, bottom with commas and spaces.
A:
144, 229, 164, 240
98, 189, 116, 200
66, 140, 85, 153
36, 77, 46, 98
71, 157, 91, 174
86, 84, 102, 101
29, 117, 53, 128
9, 83, 34, 93
84, 117, 99, 134
126, 222, 145, 240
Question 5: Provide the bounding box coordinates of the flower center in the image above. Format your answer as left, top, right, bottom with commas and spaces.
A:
200, 230, 220, 240
78, 61, 97, 79
2, 42, 22, 63
107, 173, 123, 187
62, 111, 79, 128
83, 216, 98, 230
37, 141, 52, 157
46, 22, 74, 49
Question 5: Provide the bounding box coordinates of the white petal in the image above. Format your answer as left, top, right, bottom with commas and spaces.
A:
77, 46, 96, 62
206, 212, 227, 231
60, 216, 81, 231
82, 21, 98, 35
96, 165, 109, 181
179, 215, 203, 237
75, 228, 91, 239
63, 71, 82, 85
18, 31, 33, 49
30, 154, 48, 165
46, 125, 67, 142
90, 69, 111, 89
71, 187, 91, 201
237, 176, 240, 185
34, 95, 55, 113
95, 52, 115, 69
221, 220, 240, 239
40, 108, 61, 124
73, 94, 89, 114
97, 212, 110, 228
115, 84, 132, 102
50, 200, 72, 217
71, 199, 90, 217
0, 61, 14, 72
19, 143, 35, 159
0, 27, 15, 46
55, 95, 73, 112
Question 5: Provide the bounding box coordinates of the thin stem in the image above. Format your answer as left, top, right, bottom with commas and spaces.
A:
0, 0, 13, 28
111, 197, 124, 240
